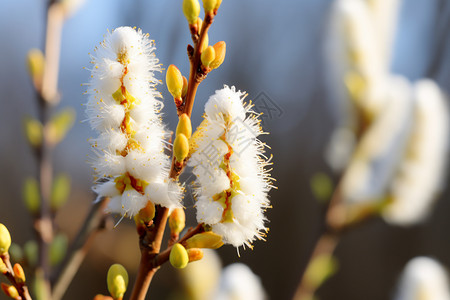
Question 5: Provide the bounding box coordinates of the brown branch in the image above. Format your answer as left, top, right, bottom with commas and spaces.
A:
1, 254, 33, 300
129, 9, 219, 300
51, 198, 110, 300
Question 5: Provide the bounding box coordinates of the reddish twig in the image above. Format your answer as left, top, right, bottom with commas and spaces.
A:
1, 254, 33, 300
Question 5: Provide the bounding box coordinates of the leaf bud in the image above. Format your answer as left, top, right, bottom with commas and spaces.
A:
0, 224, 11, 254
1, 284, 19, 299
13, 263, 26, 284
107, 264, 128, 300
187, 248, 203, 262
170, 243, 189, 269
169, 208, 186, 236
51, 174, 71, 210
176, 114, 192, 139
203, 0, 217, 13
134, 201, 155, 225
49, 234, 68, 266
23, 178, 40, 214
210, 41, 226, 69
166, 65, 183, 100
201, 46, 215, 68
183, 0, 201, 25
174, 133, 189, 163
185, 231, 223, 249
181, 76, 188, 98
23, 116, 43, 149
27, 48, 45, 89
0, 258, 7, 274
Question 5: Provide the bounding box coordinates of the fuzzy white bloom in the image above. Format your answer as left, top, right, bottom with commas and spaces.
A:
383, 80, 449, 225
394, 257, 450, 300
85, 27, 181, 216
367, 0, 401, 66
325, 0, 389, 123
341, 76, 414, 204
213, 263, 266, 300
189, 86, 273, 248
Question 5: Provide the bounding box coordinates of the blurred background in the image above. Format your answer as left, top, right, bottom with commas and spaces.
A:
1, 0, 450, 299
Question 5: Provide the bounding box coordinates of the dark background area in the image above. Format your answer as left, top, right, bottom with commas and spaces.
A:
1, 0, 450, 299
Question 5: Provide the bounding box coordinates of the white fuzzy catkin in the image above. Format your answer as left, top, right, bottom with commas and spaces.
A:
394, 257, 450, 300
85, 27, 181, 216
189, 86, 273, 248
383, 80, 449, 225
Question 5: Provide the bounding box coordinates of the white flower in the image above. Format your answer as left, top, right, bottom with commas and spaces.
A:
383, 80, 449, 225
189, 86, 273, 248
213, 263, 266, 300
86, 27, 181, 216
341, 76, 414, 204
394, 257, 450, 300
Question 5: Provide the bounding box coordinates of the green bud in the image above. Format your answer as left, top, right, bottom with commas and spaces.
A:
183, 0, 201, 24
23, 116, 43, 148
23, 177, 40, 214
310, 173, 333, 203
170, 243, 189, 269
51, 174, 71, 210
0, 224, 11, 254
176, 114, 192, 139
24, 240, 38, 267
47, 108, 76, 146
174, 134, 189, 163
8, 243, 23, 263
166, 65, 183, 100
201, 46, 215, 68
107, 264, 128, 299
27, 48, 45, 88
49, 234, 68, 266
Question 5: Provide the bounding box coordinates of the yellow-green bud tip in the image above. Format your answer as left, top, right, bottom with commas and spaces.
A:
174, 134, 190, 163
166, 65, 183, 100
203, 0, 217, 13
176, 114, 192, 139
183, 0, 201, 24
170, 243, 189, 269
201, 46, 216, 68
27, 48, 45, 85
210, 41, 226, 69
169, 208, 186, 235
0, 224, 11, 254
185, 231, 224, 249
107, 264, 128, 299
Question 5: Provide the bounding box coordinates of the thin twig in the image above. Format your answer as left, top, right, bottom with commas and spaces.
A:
1, 253, 33, 300
51, 198, 110, 300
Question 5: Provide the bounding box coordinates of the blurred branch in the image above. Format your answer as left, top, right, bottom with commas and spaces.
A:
51, 198, 110, 300
293, 181, 376, 300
